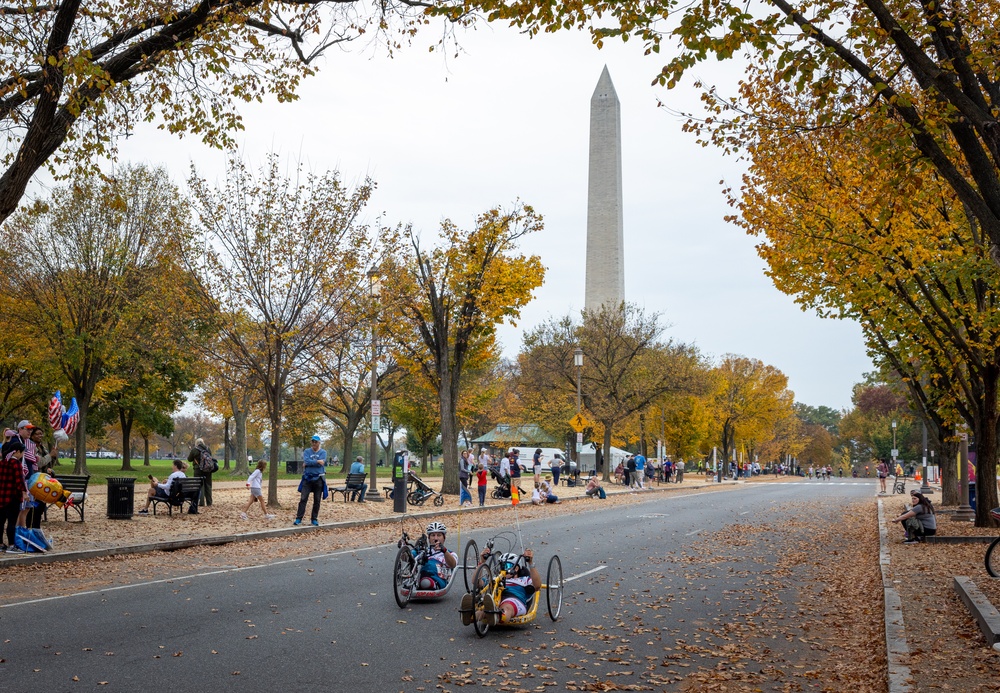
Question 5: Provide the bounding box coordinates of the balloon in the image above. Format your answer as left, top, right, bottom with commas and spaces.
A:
28, 472, 74, 508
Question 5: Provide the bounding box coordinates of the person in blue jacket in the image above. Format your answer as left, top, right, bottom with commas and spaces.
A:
295, 435, 328, 526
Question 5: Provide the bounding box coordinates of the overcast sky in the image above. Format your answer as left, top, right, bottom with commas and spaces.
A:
114, 20, 872, 411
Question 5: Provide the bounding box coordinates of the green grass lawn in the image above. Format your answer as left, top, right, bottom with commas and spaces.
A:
50, 458, 442, 485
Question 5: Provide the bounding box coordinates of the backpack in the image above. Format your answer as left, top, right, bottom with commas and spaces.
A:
198, 448, 217, 474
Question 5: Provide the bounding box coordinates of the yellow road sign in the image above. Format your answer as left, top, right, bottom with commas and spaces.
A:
569, 414, 590, 432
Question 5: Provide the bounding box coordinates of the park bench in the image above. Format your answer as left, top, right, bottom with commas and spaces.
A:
329, 472, 367, 502
41, 474, 91, 522
150, 477, 204, 516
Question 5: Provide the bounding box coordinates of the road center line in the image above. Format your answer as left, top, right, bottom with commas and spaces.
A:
0, 544, 385, 609
564, 565, 606, 583
685, 529, 702, 536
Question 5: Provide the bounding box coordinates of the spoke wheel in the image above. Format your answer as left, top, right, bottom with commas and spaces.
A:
472, 563, 493, 638
546, 554, 563, 621
986, 537, 1000, 577
463, 539, 479, 593
393, 546, 416, 609
407, 490, 423, 506
434, 494, 445, 507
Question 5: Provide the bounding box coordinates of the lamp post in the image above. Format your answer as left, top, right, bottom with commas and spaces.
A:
366, 268, 384, 502
954, 429, 975, 521
574, 347, 583, 462
891, 420, 898, 475
920, 420, 932, 494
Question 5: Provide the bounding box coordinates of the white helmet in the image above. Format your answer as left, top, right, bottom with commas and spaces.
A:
498, 552, 520, 571
426, 521, 447, 535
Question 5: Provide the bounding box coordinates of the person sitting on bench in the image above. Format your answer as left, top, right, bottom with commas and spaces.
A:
139, 460, 186, 515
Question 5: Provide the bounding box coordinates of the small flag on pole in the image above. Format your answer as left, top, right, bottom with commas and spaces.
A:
511, 484, 519, 506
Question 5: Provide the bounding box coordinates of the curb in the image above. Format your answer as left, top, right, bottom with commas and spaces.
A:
953, 576, 1000, 645
926, 536, 995, 544
1, 481, 731, 568
877, 498, 915, 692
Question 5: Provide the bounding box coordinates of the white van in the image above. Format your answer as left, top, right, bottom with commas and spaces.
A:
508, 447, 573, 473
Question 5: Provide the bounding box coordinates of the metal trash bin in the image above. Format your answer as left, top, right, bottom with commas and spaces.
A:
107, 477, 135, 519
285, 460, 300, 474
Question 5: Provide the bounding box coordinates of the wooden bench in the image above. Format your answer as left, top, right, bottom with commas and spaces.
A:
41, 474, 91, 522
329, 473, 367, 502
150, 477, 204, 516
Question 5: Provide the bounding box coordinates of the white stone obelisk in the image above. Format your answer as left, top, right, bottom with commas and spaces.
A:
584, 66, 625, 312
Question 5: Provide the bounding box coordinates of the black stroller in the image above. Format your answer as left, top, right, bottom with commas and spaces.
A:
406, 471, 444, 507
489, 464, 525, 500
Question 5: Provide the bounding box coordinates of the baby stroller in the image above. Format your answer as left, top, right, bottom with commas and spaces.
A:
488, 464, 525, 500
406, 471, 444, 507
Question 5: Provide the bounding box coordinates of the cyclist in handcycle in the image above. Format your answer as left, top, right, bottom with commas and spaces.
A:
419, 521, 458, 590
461, 548, 540, 626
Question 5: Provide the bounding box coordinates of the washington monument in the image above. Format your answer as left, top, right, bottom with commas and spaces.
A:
584, 66, 625, 312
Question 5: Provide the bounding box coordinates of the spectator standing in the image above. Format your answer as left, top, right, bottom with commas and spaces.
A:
676, 458, 685, 483
479, 448, 492, 471
188, 438, 215, 507
15, 421, 41, 528
0, 439, 26, 553
532, 448, 543, 486
624, 455, 635, 489
633, 453, 646, 489
876, 459, 889, 494
549, 455, 561, 486
294, 438, 329, 525
510, 450, 522, 483
664, 458, 673, 484
348, 455, 367, 502
498, 451, 510, 482
30, 426, 58, 475
459, 450, 473, 507
476, 463, 488, 506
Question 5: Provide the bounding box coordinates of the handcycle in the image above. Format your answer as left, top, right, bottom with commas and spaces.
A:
983, 508, 1000, 577
460, 532, 563, 637
392, 524, 457, 608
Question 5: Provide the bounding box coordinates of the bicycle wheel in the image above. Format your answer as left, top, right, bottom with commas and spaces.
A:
407, 490, 423, 506
463, 539, 479, 593
433, 493, 445, 507
546, 554, 563, 621
985, 537, 1000, 577
393, 546, 416, 609
472, 563, 494, 638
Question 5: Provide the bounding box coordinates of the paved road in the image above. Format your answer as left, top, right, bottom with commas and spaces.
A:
0, 481, 875, 691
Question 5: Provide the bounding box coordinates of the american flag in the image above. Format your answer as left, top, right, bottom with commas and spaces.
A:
48, 392, 62, 430
63, 399, 79, 436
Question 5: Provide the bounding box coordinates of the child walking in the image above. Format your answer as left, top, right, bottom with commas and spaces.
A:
242, 460, 274, 520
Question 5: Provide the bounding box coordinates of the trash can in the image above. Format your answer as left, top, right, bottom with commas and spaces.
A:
285, 460, 300, 474
107, 477, 135, 519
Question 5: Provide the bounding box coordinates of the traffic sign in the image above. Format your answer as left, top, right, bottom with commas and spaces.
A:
372, 400, 381, 417
576, 432, 583, 444
569, 413, 590, 432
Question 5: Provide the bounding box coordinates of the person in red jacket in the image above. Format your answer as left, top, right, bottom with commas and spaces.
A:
0, 439, 27, 554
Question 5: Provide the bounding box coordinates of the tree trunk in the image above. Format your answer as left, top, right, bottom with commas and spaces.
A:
438, 374, 459, 494
143, 435, 150, 466
940, 429, 959, 506
602, 424, 613, 483
267, 398, 283, 508
72, 395, 89, 476
233, 409, 249, 477
973, 371, 1000, 527
119, 408, 134, 471
223, 416, 231, 471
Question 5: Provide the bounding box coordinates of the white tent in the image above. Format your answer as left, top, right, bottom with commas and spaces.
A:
578, 442, 630, 471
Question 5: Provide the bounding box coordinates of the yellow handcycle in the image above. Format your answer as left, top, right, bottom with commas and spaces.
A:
460, 534, 563, 637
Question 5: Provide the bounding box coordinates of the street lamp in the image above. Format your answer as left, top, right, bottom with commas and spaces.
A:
891, 420, 897, 473
365, 268, 384, 503
920, 420, 933, 494
574, 347, 583, 462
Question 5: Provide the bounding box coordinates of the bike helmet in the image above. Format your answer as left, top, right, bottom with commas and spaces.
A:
426, 521, 447, 535
498, 552, 520, 573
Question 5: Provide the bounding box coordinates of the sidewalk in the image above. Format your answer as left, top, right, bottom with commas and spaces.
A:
1, 473, 729, 567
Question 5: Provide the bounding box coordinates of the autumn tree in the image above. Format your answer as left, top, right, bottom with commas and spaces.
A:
709, 356, 796, 470
0, 165, 191, 474
185, 155, 377, 505
521, 304, 706, 483
0, 1, 444, 224
384, 203, 544, 494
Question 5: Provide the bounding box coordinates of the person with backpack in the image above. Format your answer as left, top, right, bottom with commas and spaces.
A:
188, 438, 216, 507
